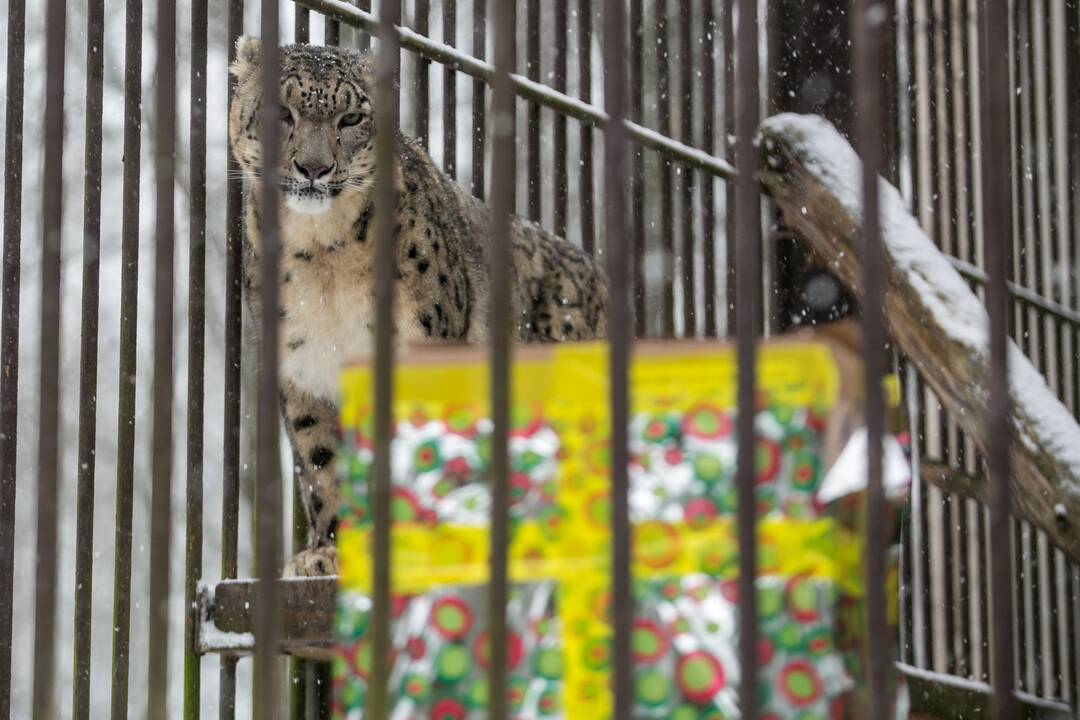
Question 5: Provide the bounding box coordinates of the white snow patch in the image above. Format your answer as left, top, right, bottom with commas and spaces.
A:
199, 616, 255, 653
760, 113, 1080, 494
819, 429, 911, 504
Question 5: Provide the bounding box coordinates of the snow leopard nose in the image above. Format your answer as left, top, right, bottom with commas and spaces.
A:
294, 160, 335, 181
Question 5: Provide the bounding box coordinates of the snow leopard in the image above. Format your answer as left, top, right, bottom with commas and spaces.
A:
228, 37, 609, 576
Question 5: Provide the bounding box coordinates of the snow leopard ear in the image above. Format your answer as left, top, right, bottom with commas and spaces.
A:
230, 36, 262, 81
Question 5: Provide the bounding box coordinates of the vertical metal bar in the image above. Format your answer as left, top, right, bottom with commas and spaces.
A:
1038, 532, 1054, 696
1059, 522, 1073, 693
357, 0, 372, 51
369, 0, 402, 714
950, 0, 972, 267
1052, 0, 1075, 459
602, 0, 632, 715
906, 363, 929, 670
978, 0, 1017, 714
1012, 517, 1022, 692
679, 0, 695, 336
296, 6, 310, 43
967, 494, 985, 680
488, 0, 516, 714
290, 465, 309, 720
553, 0, 568, 237
415, 0, 430, 148
220, 1, 244, 716
254, 5, 284, 718
854, 0, 888, 710
964, 0, 987, 684
0, 0, 24, 710
628, 0, 642, 324
734, 0, 760, 714
526, 0, 541, 222
1074, 568, 1080, 717
32, 0, 67, 713
914, 0, 932, 232
1021, 523, 1035, 692
897, 0, 914, 207
110, 0, 143, 713
327, 14, 341, 45
702, 0, 717, 338
1050, 0, 1071, 320
963, 0, 986, 273
472, 0, 487, 199
1016, 0, 1039, 368
932, 0, 954, 258
581, 0, 597, 256
184, 0, 209, 715
722, 0, 736, 336
71, 0, 104, 713
656, 0, 675, 336
443, 0, 457, 177
147, 0, 177, 713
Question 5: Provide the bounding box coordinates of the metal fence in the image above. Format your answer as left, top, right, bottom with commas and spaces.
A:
0, 0, 1056, 716
895, 0, 1080, 715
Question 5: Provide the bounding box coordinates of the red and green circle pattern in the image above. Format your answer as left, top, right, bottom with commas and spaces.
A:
334, 396, 867, 718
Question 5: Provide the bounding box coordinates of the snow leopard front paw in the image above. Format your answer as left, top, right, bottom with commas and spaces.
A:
283, 546, 340, 578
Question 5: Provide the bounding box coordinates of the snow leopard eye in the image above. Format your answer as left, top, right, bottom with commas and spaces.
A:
339, 111, 363, 128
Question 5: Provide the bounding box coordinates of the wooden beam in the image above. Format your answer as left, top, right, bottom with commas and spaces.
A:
759, 113, 1080, 562
198, 577, 336, 659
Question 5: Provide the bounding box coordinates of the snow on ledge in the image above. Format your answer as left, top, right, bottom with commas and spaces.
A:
759, 113, 1080, 492
199, 616, 255, 653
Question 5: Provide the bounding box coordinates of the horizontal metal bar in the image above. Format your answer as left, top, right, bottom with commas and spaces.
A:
948, 256, 1080, 328
288, 0, 737, 180
898, 662, 1073, 718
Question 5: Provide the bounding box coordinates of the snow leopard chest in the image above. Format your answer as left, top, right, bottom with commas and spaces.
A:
278, 253, 374, 403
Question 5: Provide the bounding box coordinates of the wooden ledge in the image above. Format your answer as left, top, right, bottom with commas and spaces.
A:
196, 577, 338, 659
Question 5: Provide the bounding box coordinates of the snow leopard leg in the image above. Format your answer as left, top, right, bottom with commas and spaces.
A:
280, 382, 342, 577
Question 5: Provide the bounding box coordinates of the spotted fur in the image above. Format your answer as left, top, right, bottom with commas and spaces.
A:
229, 37, 608, 577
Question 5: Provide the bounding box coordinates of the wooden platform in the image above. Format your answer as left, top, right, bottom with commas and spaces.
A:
196, 577, 337, 659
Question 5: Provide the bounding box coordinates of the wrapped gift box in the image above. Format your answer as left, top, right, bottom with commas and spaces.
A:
332, 334, 910, 719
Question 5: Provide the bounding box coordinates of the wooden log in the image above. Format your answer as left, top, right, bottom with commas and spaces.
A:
758, 113, 1080, 562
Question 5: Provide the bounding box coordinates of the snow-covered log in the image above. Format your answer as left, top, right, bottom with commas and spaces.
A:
758, 113, 1080, 562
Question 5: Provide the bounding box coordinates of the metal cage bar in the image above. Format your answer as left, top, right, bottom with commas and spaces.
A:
219, 0, 246, 714
602, 1, 633, 719
853, 0, 889, 712
471, 0, 486, 199
184, 0, 210, 715
147, 0, 178, 711
415, 0, 431, 148
368, 0, 403, 715
580, 0, 596, 256
487, 0, 516, 714
553, 0, 569, 238
109, 0, 143, 714
31, 0, 67, 712
254, 4, 285, 717
679, 0, 696, 336
0, 0, 24, 708
656, 0, 675, 336
979, 0, 1018, 716
71, 0, 105, 713
526, 0, 541, 222
734, 0, 761, 718
443, 0, 457, 178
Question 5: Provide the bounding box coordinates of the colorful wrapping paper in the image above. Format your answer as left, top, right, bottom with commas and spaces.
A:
332, 339, 909, 719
